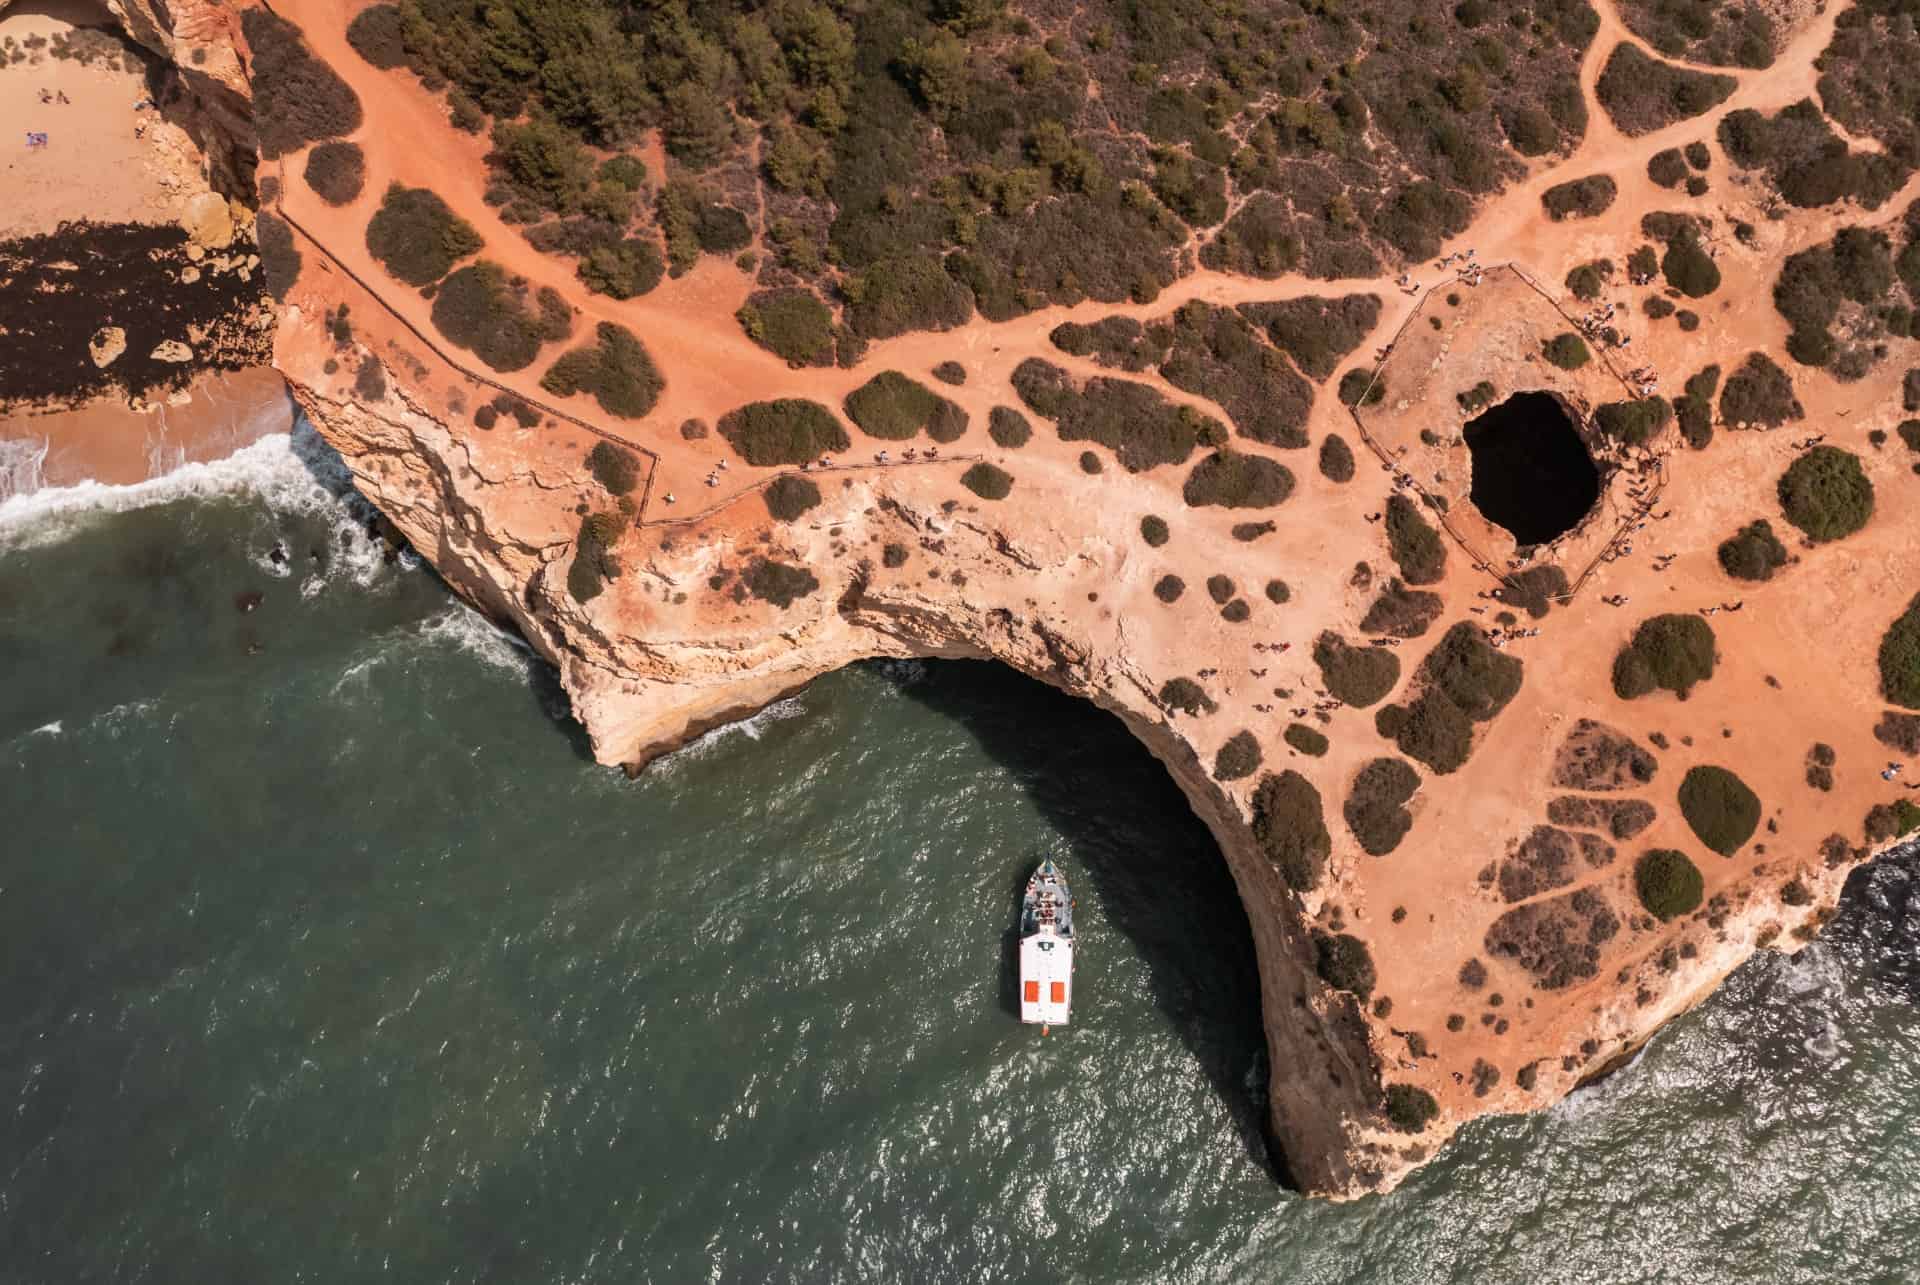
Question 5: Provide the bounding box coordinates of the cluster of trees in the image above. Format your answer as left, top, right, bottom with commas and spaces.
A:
1594, 44, 1735, 137
1617, 0, 1776, 69
1773, 217, 1920, 373
541, 323, 663, 417
1719, 101, 1908, 212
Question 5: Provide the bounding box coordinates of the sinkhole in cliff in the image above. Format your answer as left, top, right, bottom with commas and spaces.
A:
1462, 391, 1600, 545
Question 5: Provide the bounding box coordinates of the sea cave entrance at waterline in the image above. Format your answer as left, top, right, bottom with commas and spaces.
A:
1462, 391, 1601, 546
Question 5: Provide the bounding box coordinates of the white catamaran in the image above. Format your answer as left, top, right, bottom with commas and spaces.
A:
1018, 859, 1074, 1031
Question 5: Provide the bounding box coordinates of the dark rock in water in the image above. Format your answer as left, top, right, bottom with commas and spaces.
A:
269, 543, 288, 565
234, 590, 264, 613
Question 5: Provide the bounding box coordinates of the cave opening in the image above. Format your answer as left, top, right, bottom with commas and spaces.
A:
1462, 391, 1601, 545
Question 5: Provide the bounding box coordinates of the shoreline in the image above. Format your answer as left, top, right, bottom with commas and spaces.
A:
0, 364, 293, 497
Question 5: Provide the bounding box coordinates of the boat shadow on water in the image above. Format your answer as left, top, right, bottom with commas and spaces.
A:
892, 659, 1281, 1182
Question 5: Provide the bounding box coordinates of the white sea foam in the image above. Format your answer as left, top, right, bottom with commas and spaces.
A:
649, 697, 806, 773
0, 436, 50, 503
30, 721, 62, 736
0, 422, 368, 552
414, 604, 531, 676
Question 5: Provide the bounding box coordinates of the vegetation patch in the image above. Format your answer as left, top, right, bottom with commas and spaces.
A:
1552, 718, 1660, 790
718, 400, 850, 466
1647, 147, 1689, 188
1157, 303, 1315, 448
1777, 446, 1874, 543
1362, 580, 1444, 638
763, 474, 822, 522
1384, 1085, 1439, 1134
586, 441, 641, 495
844, 371, 967, 442
743, 558, 819, 609
1541, 175, 1617, 220
366, 184, 482, 286
1660, 227, 1721, 298
1338, 367, 1385, 407
1806, 742, 1836, 792
1011, 358, 1220, 472
960, 462, 1013, 500
1542, 333, 1590, 370
1497, 825, 1584, 902
539, 322, 663, 417
1716, 519, 1788, 581
1879, 594, 1920, 708
1502, 566, 1570, 618
431, 262, 549, 372
1635, 848, 1704, 919
1594, 396, 1673, 447
1159, 677, 1216, 717
1866, 799, 1920, 844
1678, 765, 1761, 855
1317, 434, 1356, 483
1182, 450, 1295, 509
988, 407, 1032, 449
1718, 353, 1802, 427
1252, 771, 1331, 892
1721, 102, 1907, 216
566, 510, 624, 604
1613, 613, 1716, 699
1153, 575, 1185, 604
1675, 365, 1720, 448
1313, 632, 1401, 707
1214, 731, 1263, 782
1594, 43, 1735, 136
931, 361, 966, 386
1284, 723, 1329, 757
1617, 0, 1777, 68
1384, 494, 1446, 585
1313, 932, 1376, 1001
1565, 260, 1612, 302
1235, 295, 1382, 381
304, 141, 366, 206
1485, 888, 1621, 989
241, 10, 363, 158
1376, 688, 1475, 775
1050, 316, 1171, 372
737, 289, 839, 367
1546, 796, 1657, 840
1344, 757, 1421, 856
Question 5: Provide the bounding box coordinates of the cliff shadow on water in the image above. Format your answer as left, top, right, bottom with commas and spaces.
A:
884, 659, 1279, 1180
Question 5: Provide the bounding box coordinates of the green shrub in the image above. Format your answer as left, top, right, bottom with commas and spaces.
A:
1338, 367, 1384, 407
1313, 931, 1376, 1000
1313, 632, 1401, 707
1252, 770, 1330, 891
1565, 260, 1611, 301
242, 10, 363, 158
1717, 519, 1788, 581
1420, 621, 1524, 719
432, 262, 546, 372
345, 3, 407, 69
846, 253, 973, 339
1675, 365, 1720, 448
1319, 433, 1356, 483
366, 184, 482, 286
1595, 43, 1735, 136
1379, 688, 1475, 775
255, 211, 301, 302
353, 357, 387, 402
1613, 613, 1716, 699
743, 558, 819, 608
1232, 521, 1274, 542
598, 155, 647, 191
1502, 566, 1570, 618
1182, 450, 1295, 509
1362, 579, 1444, 637
1635, 848, 1704, 920
1541, 175, 1617, 220
1384, 1084, 1439, 1133
1140, 515, 1170, 547
1013, 359, 1218, 472
1678, 765, 1761, 856
1159, 677, 1216, 716
1284, 723, 1329, 756
1156, 303, 1314, 448
1543, 333, 1591, 370
1385, 494, 1446, 585
567, 510, 627, 604
1265, 580, 1291, 604
1079, 451, 1104, 475
578, 237, 665, 299
737, 289, 837, 367
1866, 799, 1920, 844
763, 474, 821, 521
1344, 756, 1421, 855
1207, 575, 1237, 605
1648, 148, 1689, 188
1594, 396, 1673, 446
989, 407, 1032, 449
1662, 231, 1721, 297
1214, 731, 1263, 781
960, 462, 1013, 500
1457, 381, 1497, 414
1879, 593, 1920, 708
931, 360, 966, 386
539, 323, 662, 416
1236, 294, 1382, 380
1153, 575, 1185, 603
1777, 445, 1873, 542
586, 441, 641, 495
845, 371, 967, 442
718, 400, 850, 466
304, 141, 366, 205
1719, 352, 1802, 427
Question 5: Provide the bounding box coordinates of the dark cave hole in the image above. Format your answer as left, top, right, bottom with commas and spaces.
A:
1462, 391, 1601, 545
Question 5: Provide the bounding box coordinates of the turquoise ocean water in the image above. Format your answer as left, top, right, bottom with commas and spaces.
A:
0, 423, 1915, 1283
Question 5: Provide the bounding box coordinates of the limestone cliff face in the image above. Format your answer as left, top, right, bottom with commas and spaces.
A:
280, 349, 1391, 1195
